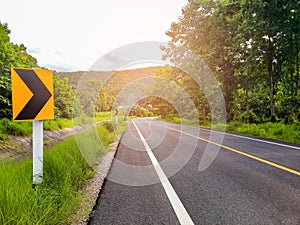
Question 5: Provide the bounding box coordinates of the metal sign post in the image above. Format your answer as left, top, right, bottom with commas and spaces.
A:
33, 120, 43, 184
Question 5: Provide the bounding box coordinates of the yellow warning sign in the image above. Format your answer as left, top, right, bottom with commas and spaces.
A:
11, 68, 54, 121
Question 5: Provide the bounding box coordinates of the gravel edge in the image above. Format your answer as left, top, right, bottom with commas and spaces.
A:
71, 135, 121, 225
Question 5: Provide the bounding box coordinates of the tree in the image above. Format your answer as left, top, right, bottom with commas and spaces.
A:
164, 0, 300, 122
53, 73, 77, 118
164, 0, 240, 121
0, 22, 38, 118
96, 86, 115, 112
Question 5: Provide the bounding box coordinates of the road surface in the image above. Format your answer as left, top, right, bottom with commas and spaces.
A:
88, 118, 300, 225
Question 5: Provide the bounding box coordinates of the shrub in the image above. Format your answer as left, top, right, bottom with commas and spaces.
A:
269, 114, 279, 123
248, 110, 260, 123
0, 133, 7, 141
102, 121, 114, 133
0, 118, 31, 136
283, 115, 296, 125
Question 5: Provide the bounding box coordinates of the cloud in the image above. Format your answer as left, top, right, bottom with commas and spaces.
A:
41, 63, 80, 72
28, 48, 41, 54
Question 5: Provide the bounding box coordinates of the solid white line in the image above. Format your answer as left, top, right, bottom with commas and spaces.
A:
132, 120, 194, 225
173, 122, 300, 150
198, 127, 300, 150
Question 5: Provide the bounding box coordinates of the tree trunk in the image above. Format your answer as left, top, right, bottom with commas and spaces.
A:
267, 38, 275, 115
202, 104, 206, 119
295, 34, 299, 97
269, 67, 275, 115
245, 75, 249, 123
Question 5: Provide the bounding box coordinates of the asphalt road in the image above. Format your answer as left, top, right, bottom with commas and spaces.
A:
88, 118, 300, 225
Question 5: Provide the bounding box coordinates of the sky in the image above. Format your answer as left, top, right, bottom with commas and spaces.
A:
0, 0, 187, 72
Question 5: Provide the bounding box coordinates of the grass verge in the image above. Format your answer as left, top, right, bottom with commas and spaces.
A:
0, 124, 116, 225
212, 122, 300, 144
94, 112, 112, 122
163, 115, 300, 144
0, 112, 114, 139
43, 118, 73, 131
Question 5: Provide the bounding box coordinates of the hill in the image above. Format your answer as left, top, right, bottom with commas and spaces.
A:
60, 67, 157, 96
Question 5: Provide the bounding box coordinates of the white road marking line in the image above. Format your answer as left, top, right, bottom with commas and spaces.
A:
132, 120, 194, 225
199, 127, 300, 150
173, 122, 300, 150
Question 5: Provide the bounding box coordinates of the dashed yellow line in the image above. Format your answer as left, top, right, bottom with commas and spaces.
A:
166, 126, 300, 177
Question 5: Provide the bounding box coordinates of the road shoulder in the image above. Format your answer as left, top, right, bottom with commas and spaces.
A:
71, 136, 121, 225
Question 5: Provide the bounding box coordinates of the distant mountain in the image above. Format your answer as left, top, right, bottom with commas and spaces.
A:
60, 67, 158, 96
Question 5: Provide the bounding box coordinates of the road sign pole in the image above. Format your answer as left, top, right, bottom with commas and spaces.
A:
33, 120, 43, 184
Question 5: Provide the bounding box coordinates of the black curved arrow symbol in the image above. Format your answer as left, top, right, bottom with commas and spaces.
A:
14, 69, 52, 120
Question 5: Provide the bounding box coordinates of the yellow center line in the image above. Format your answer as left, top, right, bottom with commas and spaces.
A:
166, 126, 300, 177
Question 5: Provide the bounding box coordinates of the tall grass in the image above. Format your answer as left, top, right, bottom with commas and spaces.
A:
0, 112, 113, 139
218, 122, 300, 144
0, 124, 116, 225
163, 115, 300, 144
209, 121, 300, 144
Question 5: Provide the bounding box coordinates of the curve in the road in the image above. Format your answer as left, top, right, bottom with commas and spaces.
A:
166, 125, 300, 177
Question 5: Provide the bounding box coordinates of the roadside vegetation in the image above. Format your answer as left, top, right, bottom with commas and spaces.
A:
164, 114, 300, 144
0, 124, 116, 225
212, 122, 300, 144
0, 112, 113, 141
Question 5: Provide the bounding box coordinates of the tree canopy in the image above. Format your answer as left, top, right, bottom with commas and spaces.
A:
164, 0, 300, 122
0, 22, 38, 118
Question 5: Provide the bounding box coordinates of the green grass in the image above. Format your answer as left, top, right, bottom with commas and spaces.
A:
163, 115, 300, 144
0, 119, 32, 137
164, 115, 199, 126
94, 111, 112, 122
44, 118, 73, 131
208, 121, 300, 144
0, 124, 116, 225
75, 124, 116, 166
214, 121, 300, 144
72, 116, 94, 126
0, 112, 114, 138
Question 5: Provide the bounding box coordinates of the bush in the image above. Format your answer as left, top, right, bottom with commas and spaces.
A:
269, 114, 279, 123
248, 110, 260, 123
283, 115, 296, 125
0, 133, 7, 141
235, 110, 260, 124
0, 118, 31, 136
182, 109, 198, 120
102, 121, 114, 133
165, 117, 181, 124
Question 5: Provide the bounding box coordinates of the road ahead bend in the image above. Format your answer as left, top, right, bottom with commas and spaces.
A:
89, 118, 300, 225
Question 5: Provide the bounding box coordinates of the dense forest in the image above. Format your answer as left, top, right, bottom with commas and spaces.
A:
162, 0, 299, 123
60, 67, 158, 117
